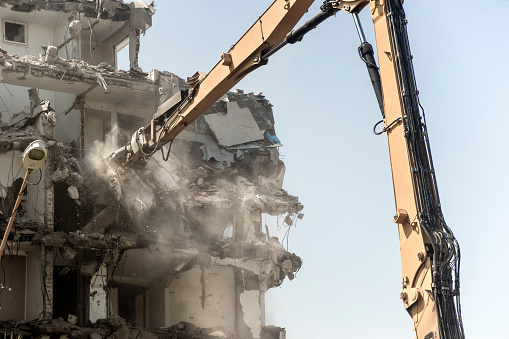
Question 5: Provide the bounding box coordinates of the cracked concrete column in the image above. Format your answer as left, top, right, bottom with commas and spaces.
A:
128, 28, 142, 71
42, 141, 55, 319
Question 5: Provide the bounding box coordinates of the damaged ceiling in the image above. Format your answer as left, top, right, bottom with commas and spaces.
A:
1, 0, 155, 23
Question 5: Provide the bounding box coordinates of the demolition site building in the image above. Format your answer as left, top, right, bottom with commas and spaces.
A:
0, 1, 303, 338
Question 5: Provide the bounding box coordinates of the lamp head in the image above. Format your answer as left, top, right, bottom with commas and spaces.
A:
23, 140, 48, 170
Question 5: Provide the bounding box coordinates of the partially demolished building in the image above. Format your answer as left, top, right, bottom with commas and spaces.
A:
0, 1, 303, 338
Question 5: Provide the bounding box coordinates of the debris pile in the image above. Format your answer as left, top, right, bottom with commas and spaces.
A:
0, 316, 235, 339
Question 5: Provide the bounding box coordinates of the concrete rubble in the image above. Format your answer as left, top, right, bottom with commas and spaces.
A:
0, 1, 300, 338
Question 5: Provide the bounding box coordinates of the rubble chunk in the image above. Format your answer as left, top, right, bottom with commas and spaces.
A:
67, 314, 77, 325
45, 46, 58, 64
90, 333, 102, 339
67, 186, 79, 200
52, 167, 70, 183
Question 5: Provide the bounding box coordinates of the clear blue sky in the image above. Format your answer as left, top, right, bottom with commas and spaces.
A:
135, 1, 509, 338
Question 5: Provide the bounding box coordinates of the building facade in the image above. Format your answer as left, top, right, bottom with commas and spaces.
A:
0, 1, 302, 338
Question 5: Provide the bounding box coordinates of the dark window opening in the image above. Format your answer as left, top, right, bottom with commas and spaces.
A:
3, 21, 26, 44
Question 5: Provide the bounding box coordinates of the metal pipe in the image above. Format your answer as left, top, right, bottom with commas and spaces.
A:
352, 13, 367, 43
262, 8, 337, 61
0, 169, 32, 266
261, 40, 287, 60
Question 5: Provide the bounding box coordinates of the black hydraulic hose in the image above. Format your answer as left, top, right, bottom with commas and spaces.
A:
262, 8, 338, 60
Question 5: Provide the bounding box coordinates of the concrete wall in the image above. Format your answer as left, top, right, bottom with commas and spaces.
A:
0, 7, 71, 56
84, 109, 111, 151
26, 249, 43, 320
1, 19, 56, 56
80, 21, 129, 67
54, 92, 81, 145
148, 282, 166, 328
166, 266, 236, 332
0, 255, 25, 321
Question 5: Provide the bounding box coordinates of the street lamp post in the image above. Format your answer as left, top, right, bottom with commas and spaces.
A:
0, 140, 48, 265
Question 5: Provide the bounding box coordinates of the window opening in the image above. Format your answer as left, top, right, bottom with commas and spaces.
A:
115, 37, 129, 70
3, 20, 27, 45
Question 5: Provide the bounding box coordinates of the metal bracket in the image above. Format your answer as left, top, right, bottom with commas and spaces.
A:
393, 209, 409, 224
331, 0, 370, 13
221, 53, 232, 66
400, 287, 421, 309
373, 116, 402, 135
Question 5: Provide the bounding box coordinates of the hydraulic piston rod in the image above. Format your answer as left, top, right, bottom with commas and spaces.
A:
353, 13, 384, 117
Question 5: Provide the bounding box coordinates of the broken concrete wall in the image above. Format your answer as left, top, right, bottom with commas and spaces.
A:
0, 85, 56, 125
0, 89, 300, 338
239, 290, 263, 338
170, 266, 236, 330
0, 3, 302, 338
0, 7, 69, 57
1, 114, 56, 322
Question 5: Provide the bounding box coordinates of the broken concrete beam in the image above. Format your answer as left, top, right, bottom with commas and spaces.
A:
8, 111, 27, 127
41, 231, 67, 247
80, 202, 119, 234
0, 132, 40, 154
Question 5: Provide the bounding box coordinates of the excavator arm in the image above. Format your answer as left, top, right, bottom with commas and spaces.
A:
367, 1, 464, 338
109, 1, 465, 338
109, 0, 316, 168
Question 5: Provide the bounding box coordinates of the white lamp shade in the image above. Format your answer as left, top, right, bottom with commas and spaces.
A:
22, 140, 48, 170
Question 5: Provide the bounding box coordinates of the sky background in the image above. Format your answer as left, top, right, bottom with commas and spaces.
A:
130, 1, 509, 338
